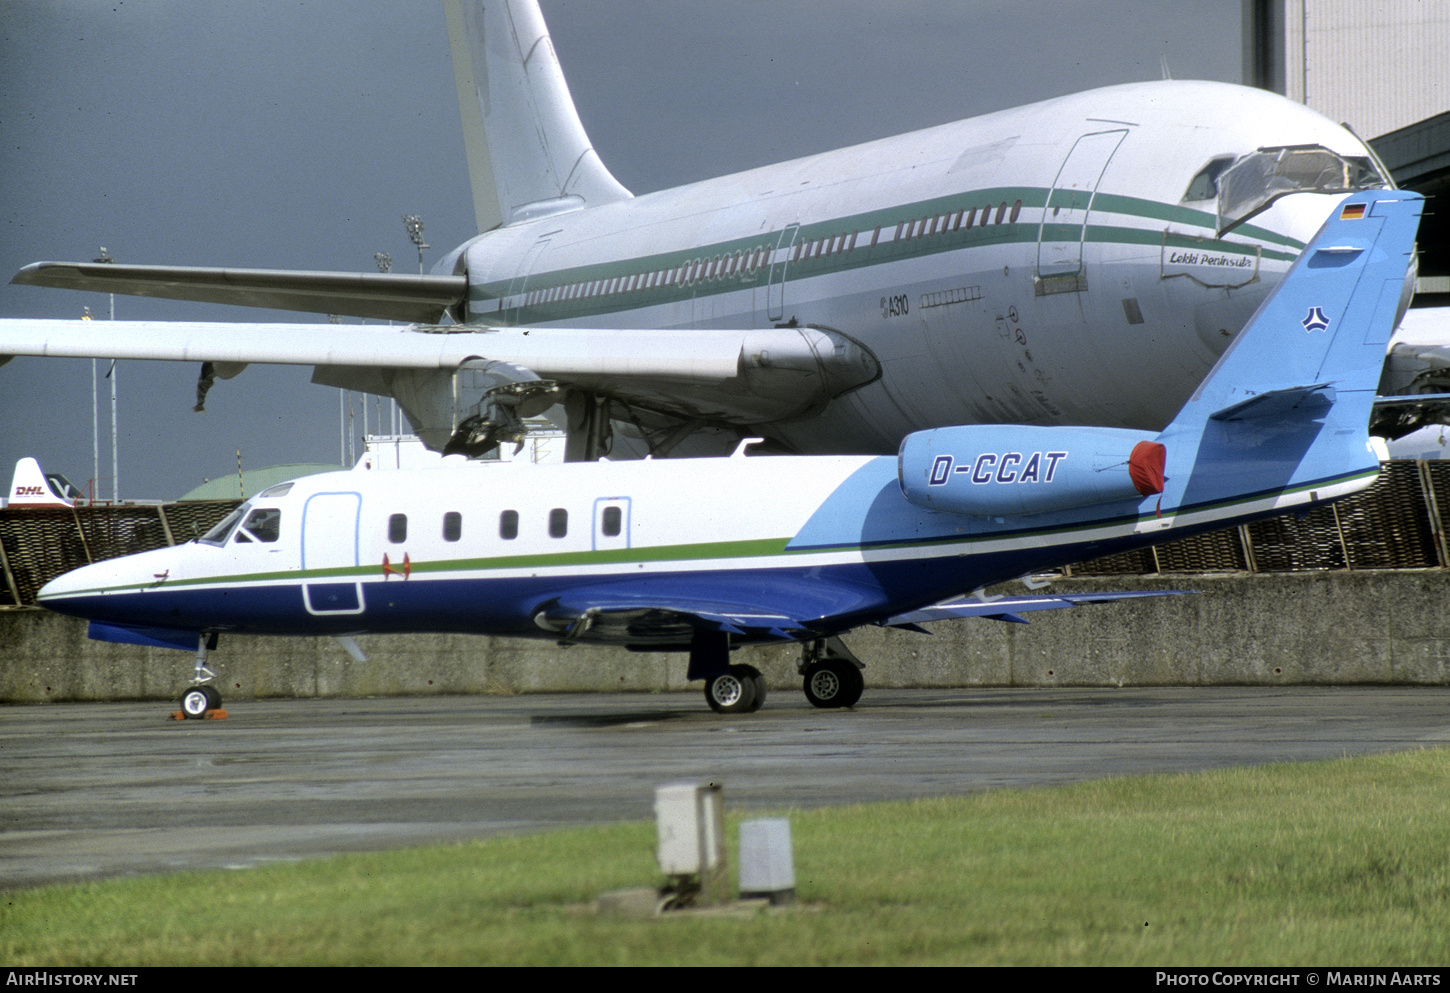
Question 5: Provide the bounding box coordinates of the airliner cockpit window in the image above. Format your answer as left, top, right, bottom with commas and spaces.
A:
199, 506, 246, 546
1214, 145, 1389, 236
1183, 156, 1235, 202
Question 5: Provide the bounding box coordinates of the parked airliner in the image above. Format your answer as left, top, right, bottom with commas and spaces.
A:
38, 191, 1424, 715
0, 0, 1423, 463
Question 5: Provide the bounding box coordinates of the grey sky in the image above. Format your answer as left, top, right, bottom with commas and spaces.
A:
0, 0, 1241, 500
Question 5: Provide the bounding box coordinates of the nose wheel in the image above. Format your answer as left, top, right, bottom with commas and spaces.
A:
176, 632, 226, 719
180, 684, 222, 719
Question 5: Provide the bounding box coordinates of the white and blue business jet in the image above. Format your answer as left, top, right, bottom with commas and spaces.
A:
38, 190, 1425, 717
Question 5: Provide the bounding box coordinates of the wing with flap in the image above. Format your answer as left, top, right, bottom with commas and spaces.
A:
0, 318, 880, 430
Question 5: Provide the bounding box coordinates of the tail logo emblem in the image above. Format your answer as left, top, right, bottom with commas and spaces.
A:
1302, 306, 1330, 334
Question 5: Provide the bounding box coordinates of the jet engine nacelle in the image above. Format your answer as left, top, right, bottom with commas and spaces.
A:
897, 425, 1166, 518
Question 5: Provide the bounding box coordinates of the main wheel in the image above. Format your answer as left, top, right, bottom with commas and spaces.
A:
733, 664, 767, 712
803, 658, 864, 709
180, 685, 221, 719
704, 667, 758, 714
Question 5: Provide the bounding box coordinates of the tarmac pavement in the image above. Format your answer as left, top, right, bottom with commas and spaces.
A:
4, 686, 1449, 889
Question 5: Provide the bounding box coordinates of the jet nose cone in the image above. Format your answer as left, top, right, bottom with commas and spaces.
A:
35, 562, 113, 618
35, 548, 174, 618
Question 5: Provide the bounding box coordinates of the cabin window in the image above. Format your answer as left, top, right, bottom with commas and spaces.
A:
443, 512, 462, 542
979, 207, 991, 227
601, 505, 622, 537
499, 510, 519, 540
996, 201, 1008, 224
1010, 199, 1022, 222
548, 508, 568, 538
388, 514, 407, 544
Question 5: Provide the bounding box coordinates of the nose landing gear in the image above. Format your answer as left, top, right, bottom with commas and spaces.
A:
175, 632, 227, 720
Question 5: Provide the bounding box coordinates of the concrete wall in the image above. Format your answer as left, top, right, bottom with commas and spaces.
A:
5, 571, 1450, 704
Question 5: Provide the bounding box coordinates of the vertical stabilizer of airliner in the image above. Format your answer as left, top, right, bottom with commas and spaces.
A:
445, 0, 633, 232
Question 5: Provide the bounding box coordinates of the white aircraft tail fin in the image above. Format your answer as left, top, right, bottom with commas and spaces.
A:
445, 0, 632, 232
7, 457, 81, 509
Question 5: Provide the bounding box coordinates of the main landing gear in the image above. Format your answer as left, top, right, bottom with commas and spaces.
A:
703, 664, 768, 715
798, 637, 865, 709
691, 629, 866, 713
177, 633, 226, 720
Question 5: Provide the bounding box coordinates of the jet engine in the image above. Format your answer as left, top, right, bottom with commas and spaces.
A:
897, 424, 1165, 518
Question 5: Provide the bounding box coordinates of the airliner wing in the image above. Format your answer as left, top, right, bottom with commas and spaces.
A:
13, 262, 466, 324
0, 320, 743, 378
0, 318, 880, 431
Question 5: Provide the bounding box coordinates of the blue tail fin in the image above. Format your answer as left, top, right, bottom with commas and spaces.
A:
1157, 190, 1422, 518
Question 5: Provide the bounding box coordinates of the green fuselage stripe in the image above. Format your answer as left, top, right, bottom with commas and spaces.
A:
468, 186, 1303, 324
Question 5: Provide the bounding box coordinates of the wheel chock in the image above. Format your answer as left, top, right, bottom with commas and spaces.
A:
168, 708, 229, 721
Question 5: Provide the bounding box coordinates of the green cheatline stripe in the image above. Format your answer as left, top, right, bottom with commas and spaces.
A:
60, 536, 799, 596
468, 186, 1305, 323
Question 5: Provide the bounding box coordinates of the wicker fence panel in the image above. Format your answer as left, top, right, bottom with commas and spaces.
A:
0, 500, 240, 607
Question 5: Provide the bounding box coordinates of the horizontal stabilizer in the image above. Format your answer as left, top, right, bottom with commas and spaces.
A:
12, 262, 466, 323
1209, 383, 1336, 422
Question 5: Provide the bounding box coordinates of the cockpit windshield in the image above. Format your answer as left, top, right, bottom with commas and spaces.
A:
1205, 145, 1389, 236
199, 505, 247, 546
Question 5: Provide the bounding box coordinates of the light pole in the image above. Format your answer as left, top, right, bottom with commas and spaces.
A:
94, 247, 118, 501
374, 251, 400, 434
402, 215, 429, 275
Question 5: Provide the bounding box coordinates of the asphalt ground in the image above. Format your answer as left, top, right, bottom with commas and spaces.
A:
4, 687, 1450, 889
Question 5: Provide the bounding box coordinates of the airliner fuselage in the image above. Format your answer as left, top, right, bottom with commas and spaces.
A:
441, 80, 1386, 453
